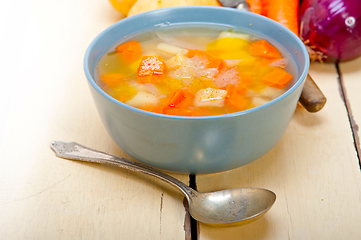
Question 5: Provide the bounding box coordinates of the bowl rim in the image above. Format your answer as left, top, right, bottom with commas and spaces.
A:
84, 6, 309, 120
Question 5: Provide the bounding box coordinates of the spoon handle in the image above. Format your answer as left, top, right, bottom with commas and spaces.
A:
299, 74, 327, 112
50, 141, 195, 200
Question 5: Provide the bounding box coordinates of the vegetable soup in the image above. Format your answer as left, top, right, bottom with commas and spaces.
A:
95, 25, 296, 116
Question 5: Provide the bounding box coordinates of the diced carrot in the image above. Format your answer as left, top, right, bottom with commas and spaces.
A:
187, 49, 225, 70
138, 56, 166, 76
251, 40, 282, 59
137, 56, 166, 83
176, 95, 193, 109
226, 94, 249, 110
138, 106, 164, 114
168, 89, 193, 107
225, 84, 249, 110
116, 40, 142, 63
162, 88, 195, 116
225, 84, 235, 100
206, 58, 226, 70
100, 73, 125, 86
225, 83, 247, 99
169, 89, 185, 106
187, 49, 208, 58
261, 67, 293, 88
160, 96, 171, 106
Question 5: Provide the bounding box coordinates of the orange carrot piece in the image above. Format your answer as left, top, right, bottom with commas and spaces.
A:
168, 89, 186, 106
251, 40, 282, 59
163, 88, 195, 116
100, 73, 125, 86
264, 0, 299, 36
187, 49, 208, 58
116, 40, 142, 63
176, 95, 193, 109
260, 0, 269, 16
137, 56, 166, 83
138, 106, 164, 114
225, 83, 247, 98
225, 84, 235, 100
138, 56, 165, 76
168, 89, 193, 107
187, 49, 225, 70
225, 84, 249, 110
261, 67, 293, 88
226, 94, 248, 110
206, 58, 226, 70
245, 0, 263, 15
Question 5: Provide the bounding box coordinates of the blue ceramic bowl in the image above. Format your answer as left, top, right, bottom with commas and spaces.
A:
84, 6, 309, 174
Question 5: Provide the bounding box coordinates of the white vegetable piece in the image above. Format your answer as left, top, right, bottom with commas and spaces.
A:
142, 51, 158, 57
155, 32, 205, 50
156, 42, 188, 55
143, 83, 161, 96
260, 86, 285, 99
126, 91, 160, 107
251, 97, 270, 107
247, 86, 285, 107
168, 57, 219, 85
214, 67, 240, 88
165, 53, 186, 69
269, 58, 288, 68
218, 31, 250, 41
223, 59, 241, 67
194, 88, 227, 108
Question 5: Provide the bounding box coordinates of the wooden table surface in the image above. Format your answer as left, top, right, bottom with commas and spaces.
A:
1, 1, 361, 239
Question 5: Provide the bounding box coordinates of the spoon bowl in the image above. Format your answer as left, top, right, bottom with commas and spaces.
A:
50, 141, 276, 226
189, 188, 276, 226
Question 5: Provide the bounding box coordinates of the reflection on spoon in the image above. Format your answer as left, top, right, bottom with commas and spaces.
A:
50, 141, 276, 226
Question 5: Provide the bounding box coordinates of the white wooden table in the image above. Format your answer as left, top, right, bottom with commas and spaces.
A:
1, 1, 361, 239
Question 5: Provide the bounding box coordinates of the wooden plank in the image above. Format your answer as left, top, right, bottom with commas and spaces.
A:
197, 62, 361, 240
339, 58, 361, 161
0, 0, 189, 239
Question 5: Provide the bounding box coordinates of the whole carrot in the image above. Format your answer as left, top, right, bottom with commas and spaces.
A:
264, 0, 299, 36
245, 0, 263, 15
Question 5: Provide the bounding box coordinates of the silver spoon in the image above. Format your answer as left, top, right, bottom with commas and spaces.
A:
50, 141, 276, 226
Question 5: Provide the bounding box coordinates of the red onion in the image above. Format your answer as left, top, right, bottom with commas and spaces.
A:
299, 0, 361, 62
